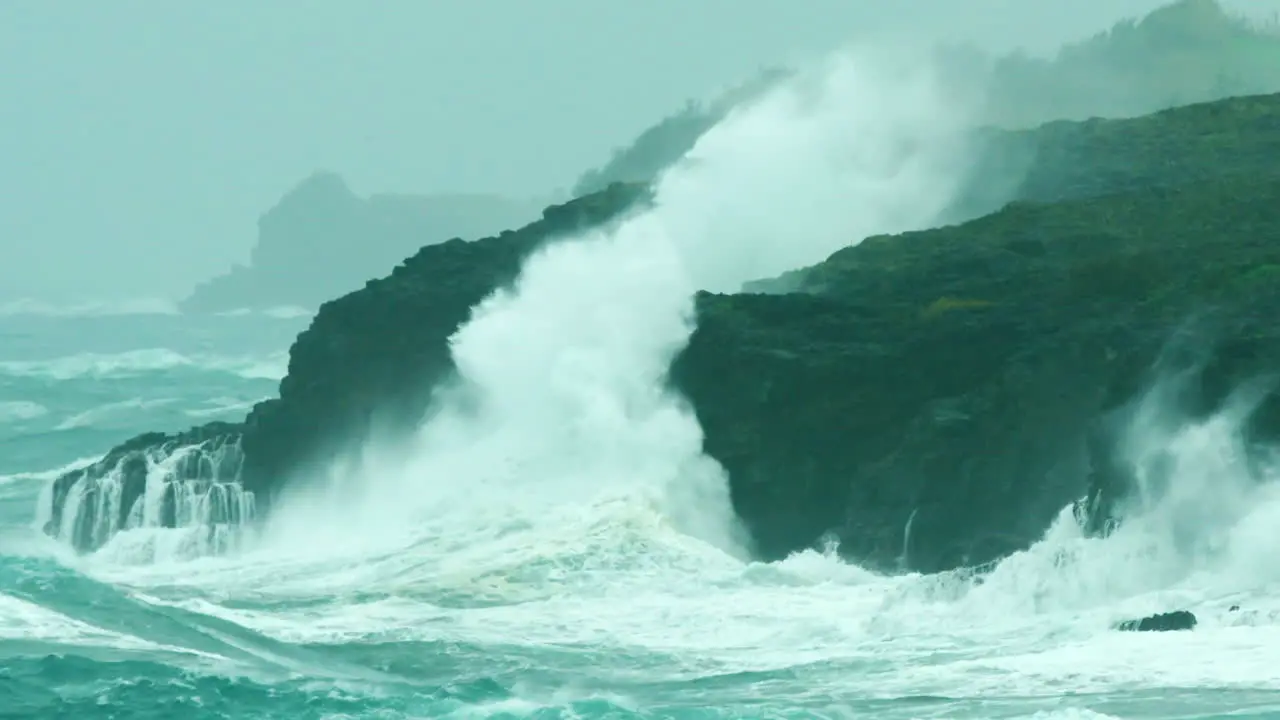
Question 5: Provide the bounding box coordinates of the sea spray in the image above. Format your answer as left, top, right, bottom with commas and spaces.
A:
44, 436, 254, 563
265, 46, 976, 562
921, 370, 1280, 623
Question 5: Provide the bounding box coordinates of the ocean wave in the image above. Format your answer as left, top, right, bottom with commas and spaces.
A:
0, 349, 288, 382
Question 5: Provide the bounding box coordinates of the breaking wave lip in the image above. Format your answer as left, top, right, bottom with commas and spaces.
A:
0, 348, 288, 381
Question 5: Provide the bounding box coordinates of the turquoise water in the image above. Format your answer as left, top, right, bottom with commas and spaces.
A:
3, 308, 1280, 720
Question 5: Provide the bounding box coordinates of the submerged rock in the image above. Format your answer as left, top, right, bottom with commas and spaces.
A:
1116, 610, 1198, 632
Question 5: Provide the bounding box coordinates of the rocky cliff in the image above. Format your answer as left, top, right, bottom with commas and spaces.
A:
676, 175, 1280, 572
44, 91, 1280, 575
179, 172, 544, 314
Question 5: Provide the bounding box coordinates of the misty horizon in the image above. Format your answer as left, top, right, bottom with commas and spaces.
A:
4, 0, 1280, 304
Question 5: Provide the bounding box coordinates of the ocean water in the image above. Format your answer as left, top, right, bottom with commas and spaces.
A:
5, 308, 1280, 720
7, 48, 1280, 720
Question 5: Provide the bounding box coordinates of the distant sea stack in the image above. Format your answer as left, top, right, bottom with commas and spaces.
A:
178, 172, 545, 314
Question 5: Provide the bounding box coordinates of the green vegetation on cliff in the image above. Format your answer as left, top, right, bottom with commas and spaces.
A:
677, 172, 1280, 570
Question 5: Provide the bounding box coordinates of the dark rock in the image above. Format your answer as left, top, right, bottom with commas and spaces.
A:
1116, 610, 1198, 632
236, 181, 653, 503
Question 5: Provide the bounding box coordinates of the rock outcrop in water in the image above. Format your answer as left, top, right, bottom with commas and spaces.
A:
1116, 610, 1198, 632
179, 172, 544, 314
43, 91, 1280, 574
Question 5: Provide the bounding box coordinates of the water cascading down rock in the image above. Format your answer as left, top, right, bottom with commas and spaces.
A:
42, 422, 254, 556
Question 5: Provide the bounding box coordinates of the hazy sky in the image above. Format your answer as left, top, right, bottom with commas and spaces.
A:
3, 0, 1276, 303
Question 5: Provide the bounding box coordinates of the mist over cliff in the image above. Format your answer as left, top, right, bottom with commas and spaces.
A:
571, 0, 1280, 197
